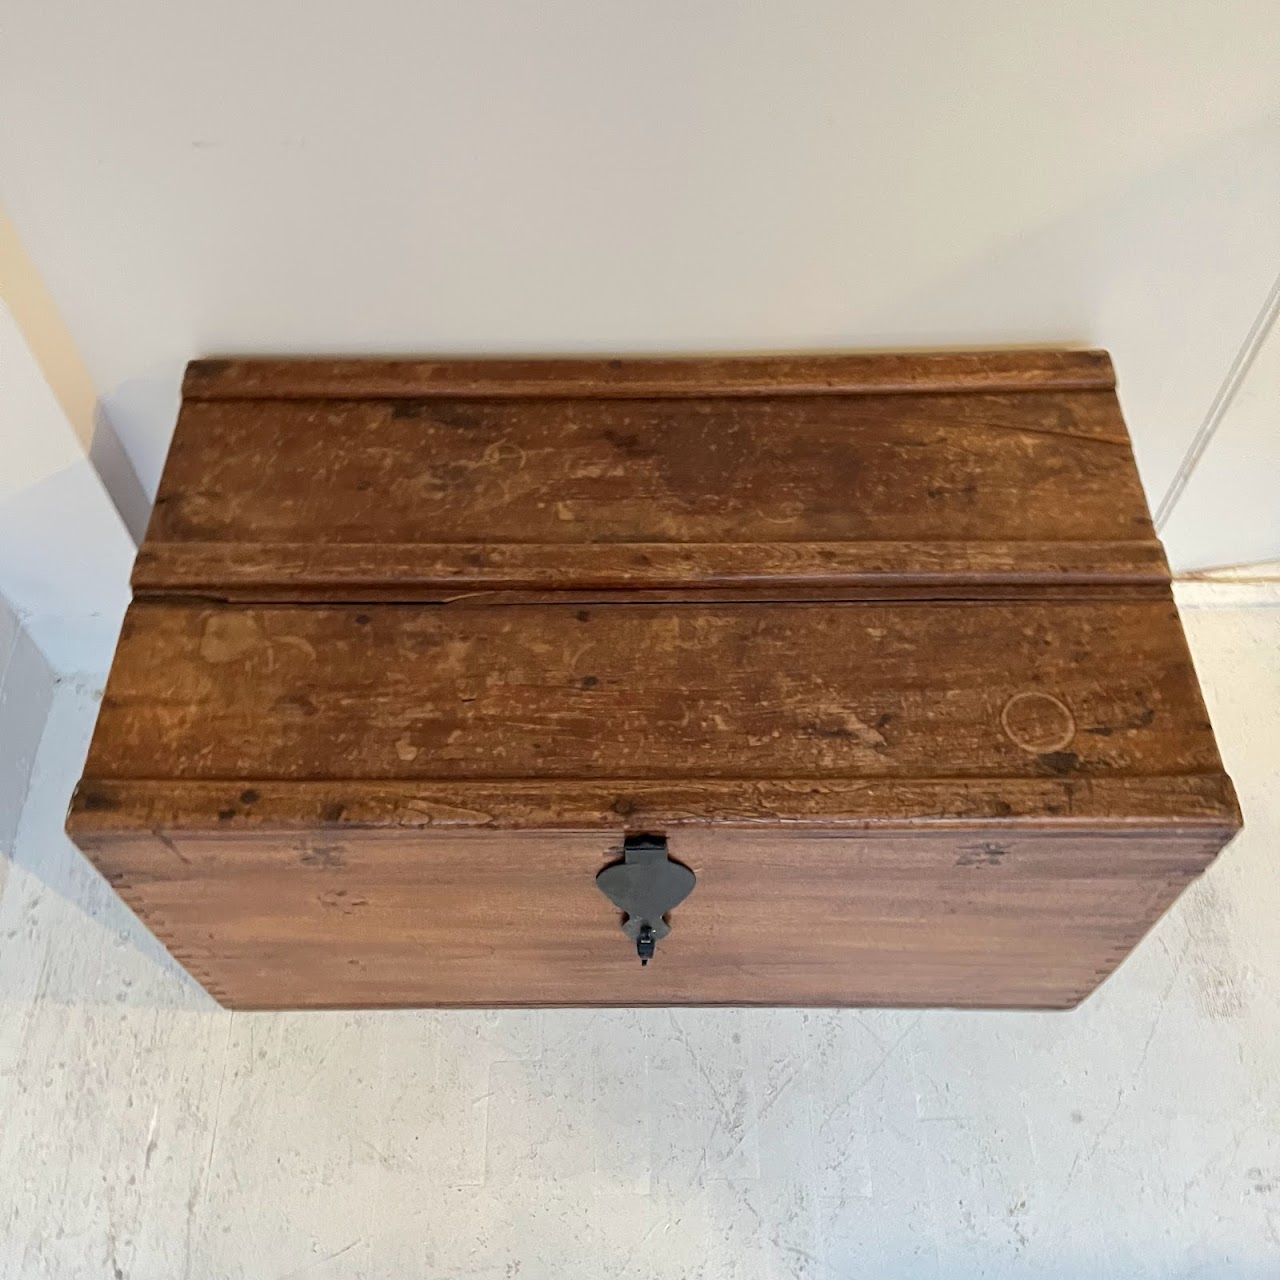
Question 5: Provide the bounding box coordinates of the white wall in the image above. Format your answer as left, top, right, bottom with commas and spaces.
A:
1159, 294, 1280, 571
0, 1, 1278, 570
0, 300, 130, 838
0, 301, 133, 671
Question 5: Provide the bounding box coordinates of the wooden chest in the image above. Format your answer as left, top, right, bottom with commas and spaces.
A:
68, 351, 1240, 1010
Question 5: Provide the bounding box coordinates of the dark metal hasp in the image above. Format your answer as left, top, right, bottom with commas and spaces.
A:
595, 834, 696, 966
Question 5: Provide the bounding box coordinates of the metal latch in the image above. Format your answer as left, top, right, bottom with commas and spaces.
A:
595, 833, 696, 966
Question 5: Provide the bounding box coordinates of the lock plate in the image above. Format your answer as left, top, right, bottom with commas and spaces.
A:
595, 834, 696, 966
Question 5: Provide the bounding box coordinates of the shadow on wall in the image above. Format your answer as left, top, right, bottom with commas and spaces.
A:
0, 461, 133, 672
94, 368, 184, 516
0, 594, 56, 861
90, 400, 154, 545
0, 299, 134, 672
0, 663, 211, 1012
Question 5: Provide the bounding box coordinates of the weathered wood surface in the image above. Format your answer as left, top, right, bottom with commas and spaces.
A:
77, 600, 1225, 794
70, 594, 1238, 1007
138, 369, 1163, 599
73, 826, 1221, 1010
68, 349, 1240, 1009
68, 774, 1241, 835
134, 541, 1170, 602
182, 349, 1116, 401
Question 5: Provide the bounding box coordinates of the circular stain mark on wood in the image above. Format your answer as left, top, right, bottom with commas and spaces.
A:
1000, 691, 1076, 754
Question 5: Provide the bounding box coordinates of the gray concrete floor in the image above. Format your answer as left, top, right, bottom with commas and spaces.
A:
2, 593, 1279, 1278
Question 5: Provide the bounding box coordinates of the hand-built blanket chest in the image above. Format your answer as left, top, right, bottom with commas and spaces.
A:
67, 351, 1240, 1009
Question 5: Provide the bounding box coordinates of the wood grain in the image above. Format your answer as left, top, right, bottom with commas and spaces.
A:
182, 349, 1116, 401
76, 827, 1222, 1010
68, 349, 1240, 1010
132, 541, 1171, 601
137, 388, 1162, 598
80, 600, 1224, 789
70, 593, 1238, 1009
70, 775, 1239, 842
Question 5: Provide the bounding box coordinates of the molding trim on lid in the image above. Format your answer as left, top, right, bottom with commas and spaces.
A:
182, 349, 1116, 401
